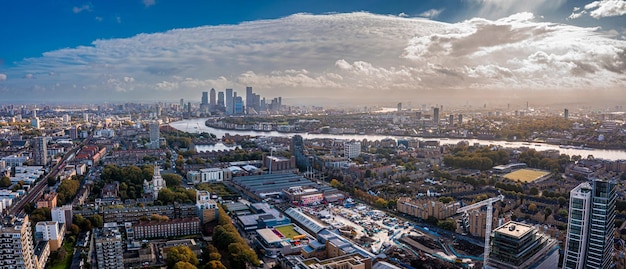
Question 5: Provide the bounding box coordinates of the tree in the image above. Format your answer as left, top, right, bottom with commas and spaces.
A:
163, 174, 183, 187
69, 224, 80, 236
529, 187, 539, 196
89, 215, 103, 228
437, 219, 457, 231
0, 177, 11, 188
173, 261, 197, 269
330, 179, 343, 189
205, 261, 227, 269
528, 203, 538, 212
166, 245, 198, 268
438, 197, 454, 204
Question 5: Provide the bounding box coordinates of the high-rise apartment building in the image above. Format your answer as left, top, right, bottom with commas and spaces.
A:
562, 179, 616, 269
564, 108, 569, 119
201, 91, 208, 105
93, 225, 123, 269
0, 215, 36, 269
246, 86, 253, 111
33, 137, 47, 166
344, 142, 361, 159
487, 221, 559, 269
148, 122, 160, 149
291, 135, 308, 170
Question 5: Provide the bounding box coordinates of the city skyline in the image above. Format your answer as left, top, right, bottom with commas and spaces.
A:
0, 1, 625, 105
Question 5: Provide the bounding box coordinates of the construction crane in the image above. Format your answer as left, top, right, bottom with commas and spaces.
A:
456, 194, 504, 268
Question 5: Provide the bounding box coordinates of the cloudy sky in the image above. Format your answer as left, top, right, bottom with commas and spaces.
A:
0, 0, 625, 105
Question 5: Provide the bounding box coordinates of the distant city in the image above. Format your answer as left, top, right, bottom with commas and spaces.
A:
0, 86, 624, 269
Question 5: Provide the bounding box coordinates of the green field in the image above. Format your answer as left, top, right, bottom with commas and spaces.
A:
504, 169, 550, 183
275, 225, 301, 239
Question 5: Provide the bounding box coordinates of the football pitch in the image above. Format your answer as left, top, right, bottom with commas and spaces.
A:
504, 169, 550, 183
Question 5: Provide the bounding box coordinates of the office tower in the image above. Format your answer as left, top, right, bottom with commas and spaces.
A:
246, 86, 253, 112
564, 108, 569, 119
415, 111, 422, 120
234, 95, 244, 114
201, 91, 208, 105
225, 88, 233, 115
217, 91, 224, 107
33, 137, 47, 166
180, 98, 184, 110
148, 122, 160, 149
93, 225, 123, 269
487, 221, 559, 269
209, 88, 216, 110
562, 179, 616, 269
31, 117, 40, 129
449, 114, 454, 125
0, 215, 37, 269
458, 114, 463, 125
187, 102, 191, 114
433, 107, 440, 125
344, 142, 361, 159
397, 102, 402, 112
83, 113, 89, 122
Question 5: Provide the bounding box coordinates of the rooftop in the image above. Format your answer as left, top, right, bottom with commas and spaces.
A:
493, 221, 534, 239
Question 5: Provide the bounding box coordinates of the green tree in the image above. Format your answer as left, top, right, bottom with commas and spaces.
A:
437, 219, 457, 231
0, 177, 11, 188
528, 203, 538, 212
330, 179, 343, 189
163, 174, 183, 187
166, 245, 198, 268
204, 261, 227, 269
438, 197, 454, 204
89, 214, 104, 228
173, 261, 197, 269
529, 187, 539, 196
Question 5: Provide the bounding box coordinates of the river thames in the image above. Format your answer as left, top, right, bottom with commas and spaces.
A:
169, 118, 626, 161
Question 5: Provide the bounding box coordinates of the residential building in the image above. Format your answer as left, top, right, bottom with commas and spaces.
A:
34, 221, 65, 251
487, 221, 559, 269
148, 122, 160, 149
263, 155, 297, 174
51, 205, 73, 225
33, 137, 47, 166
33, 241, 50, 269
36, 192, 58, 209
563, 179, 616, 269
93, 224, 123, 269
132, 217, 200, 239
100, 204, 197, 224
344, 141, 361, 159
0, 215, 37, 269
397, 197, 461, 220
196, 191, 218, 224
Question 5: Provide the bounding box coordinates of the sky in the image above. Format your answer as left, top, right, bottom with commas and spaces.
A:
0, 0, 625, 105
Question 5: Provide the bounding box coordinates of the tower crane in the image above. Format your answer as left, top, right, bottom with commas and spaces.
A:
456, 194, 504, 268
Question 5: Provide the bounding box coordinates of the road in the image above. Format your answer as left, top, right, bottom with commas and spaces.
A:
7, 144, 82, 216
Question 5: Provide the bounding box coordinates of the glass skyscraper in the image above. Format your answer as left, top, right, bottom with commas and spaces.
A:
562, 179, 616, 269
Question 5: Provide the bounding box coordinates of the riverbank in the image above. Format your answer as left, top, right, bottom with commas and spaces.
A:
169, 118, 626, 161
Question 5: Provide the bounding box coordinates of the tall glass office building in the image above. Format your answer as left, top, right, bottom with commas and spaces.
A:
562, 179, 616, 269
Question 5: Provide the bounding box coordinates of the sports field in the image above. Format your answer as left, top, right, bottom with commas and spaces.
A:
276, 225, 301, 239
504, 169, 550, 183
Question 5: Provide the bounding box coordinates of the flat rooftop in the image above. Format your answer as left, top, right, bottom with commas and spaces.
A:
494, 221, 534, 239
257, 228, 282, 244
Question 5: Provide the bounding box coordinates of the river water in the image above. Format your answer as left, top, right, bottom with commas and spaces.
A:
169, 118, 626, 161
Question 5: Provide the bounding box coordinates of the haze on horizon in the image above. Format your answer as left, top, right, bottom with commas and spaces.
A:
0, 1, 624, 107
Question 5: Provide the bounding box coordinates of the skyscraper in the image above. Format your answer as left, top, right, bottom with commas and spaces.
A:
563, 179, 616, 269
397, 102, 402, 112
201, 91, 208, 105
148, 122, 160, 149
246, 86, 253, 112
33, 137, 47, 166
564, 108, 569, 119
225, 88, 233, 115
433, 107, 440, 125
209, 88, 216, 110
217, 91, 224, 107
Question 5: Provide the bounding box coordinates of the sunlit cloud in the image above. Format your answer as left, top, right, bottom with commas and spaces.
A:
419, 9, 444, 19
465, 0, 567, 19
1, 12, 624, 103
569, 0, 626, 19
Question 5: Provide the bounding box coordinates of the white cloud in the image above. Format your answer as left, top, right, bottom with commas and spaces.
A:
143, 0, 156, 8
95, 16, 103, 22
569, 0, 626, 19
398, 12, 408, 18
116, 16, 122, 23
466, 0, 566, 19
0, 74, 6, 81
72, 4, 93, 14
1, 12, 624, 103
419, 9, 444, 19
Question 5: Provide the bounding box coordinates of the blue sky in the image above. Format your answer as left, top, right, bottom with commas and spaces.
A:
0, 0, 624, 104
